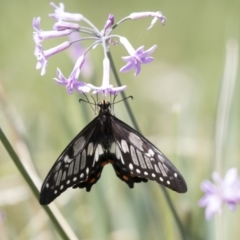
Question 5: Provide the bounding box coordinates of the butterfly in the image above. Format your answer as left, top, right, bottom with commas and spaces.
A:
40, 100, 187, 205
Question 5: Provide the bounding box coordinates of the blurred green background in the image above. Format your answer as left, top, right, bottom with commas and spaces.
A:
0, 0, 240, 239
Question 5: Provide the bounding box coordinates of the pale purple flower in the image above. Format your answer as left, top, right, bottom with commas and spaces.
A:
199, 168, 240, 220
103, 14, 114, 32
33, 17, 72, 43
148, 11, 167, 29
54, 56, 91, 93
123, 11, 166, 30
49, 2, 83, 21
68, 32, 93, 78
53, 20, 80, 31
34, 41, 71, 75
120, 37, 157, 76
33, 3, 166, 95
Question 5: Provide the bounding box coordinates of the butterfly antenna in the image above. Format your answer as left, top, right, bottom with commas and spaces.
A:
79, 93, 96, 113
110, 93, 115, 115
90, 95, 98, 114
113, 95, 133, 105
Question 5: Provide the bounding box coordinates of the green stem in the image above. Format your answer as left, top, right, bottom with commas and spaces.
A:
0, 127, 78, 240
108, 52, 188, 240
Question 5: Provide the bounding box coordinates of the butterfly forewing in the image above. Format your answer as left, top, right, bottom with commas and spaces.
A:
111, 116, 187, 193
40, 117, 104, 205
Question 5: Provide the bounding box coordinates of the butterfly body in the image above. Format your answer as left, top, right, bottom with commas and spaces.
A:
40, 100, 187, 205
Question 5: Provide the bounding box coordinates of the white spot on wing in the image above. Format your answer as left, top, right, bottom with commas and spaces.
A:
87, 142, 94, 156
46, 183, 49, 188
74, 155, 80, 174
68, 162, 74, 176
64, 155, 72, 163
121, 140, 129, 153
81, 150, 86, 169
130, 145, 139, 166
136, 169, 141, 174
129, 163, 133, 170
66, 180, 70, 184
97, 144, 104, 155
160, 177, 163, 182
54, 162, 62, 171
73, 136, 85, 155
94, 147, 99, 162
54, 190, 58, 194
167, 180, 170, 185
154, 164, 160, 173
158, 162, 167, 177
110, 142, 116, 153
152, 173, 156, 177
62, 171, 66, 181
128, 132, 144, 151
80, 173, 84, 178
174, 173, 178, 178
136, 150, 146, 169
144, 156, 153, 169
162, 163, 169, 173
56, 170, 62, 186
146, 149, 154, 157
53, 172, 58, 182
73, 177, 77, 182
144, 171, 148, 176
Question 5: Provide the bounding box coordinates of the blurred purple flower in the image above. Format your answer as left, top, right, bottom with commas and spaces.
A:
33, 17, 72, 43
199, 168, 240, 220
54, 56, 91, 94
128, 11, 166, 29
49, 2, 83, 21
67, 32, 93, 79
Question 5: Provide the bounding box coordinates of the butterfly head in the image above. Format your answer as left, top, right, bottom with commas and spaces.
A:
98, 100, 111, 114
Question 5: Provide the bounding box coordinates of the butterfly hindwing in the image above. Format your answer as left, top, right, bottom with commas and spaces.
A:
40, 117, 105, 205
111, 115, 187, 193
107, 141, 149, 188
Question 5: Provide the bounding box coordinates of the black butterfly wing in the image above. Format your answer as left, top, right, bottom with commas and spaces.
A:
107, 140, 149, 188
40, 116, 106, 205
110, 115, 187, 193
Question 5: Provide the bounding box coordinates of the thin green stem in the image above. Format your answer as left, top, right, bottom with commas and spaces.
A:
107, 52, 188, 240
0, 127, 78, 240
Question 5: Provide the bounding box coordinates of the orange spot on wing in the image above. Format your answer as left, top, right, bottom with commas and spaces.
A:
101, 160, 114, 167
90, 178, 96, 183
123, 175, 129, 181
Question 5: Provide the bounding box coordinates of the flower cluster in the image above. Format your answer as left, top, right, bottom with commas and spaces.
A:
33, 2, 166, 95
199, 168, 240, 220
